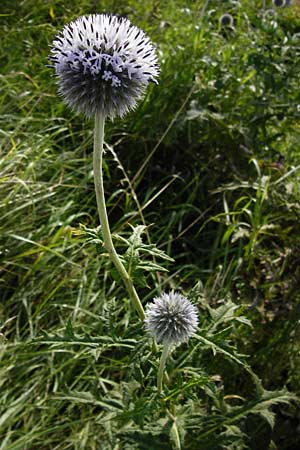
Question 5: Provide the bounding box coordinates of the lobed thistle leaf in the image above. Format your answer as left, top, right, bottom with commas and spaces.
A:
50, 14, 159, 119
145, 292, 198, 345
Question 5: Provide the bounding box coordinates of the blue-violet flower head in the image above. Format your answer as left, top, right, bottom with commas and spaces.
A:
145, 292, 198, 345
50, 14, 159, 118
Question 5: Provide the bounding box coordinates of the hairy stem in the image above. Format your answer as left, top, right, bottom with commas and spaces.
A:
93, 111, 145, 320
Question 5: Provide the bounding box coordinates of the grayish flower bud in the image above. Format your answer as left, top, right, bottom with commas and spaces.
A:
50, 14, 159, 119
145, 292, 198, 345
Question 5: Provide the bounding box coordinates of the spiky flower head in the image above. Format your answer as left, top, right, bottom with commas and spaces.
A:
219, 13, 234, 28
50, 14, 159, 119
145, 292, 198, 345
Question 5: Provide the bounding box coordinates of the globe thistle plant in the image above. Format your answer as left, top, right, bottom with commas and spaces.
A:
50, 15, 159, 320
145, 292, 198, 393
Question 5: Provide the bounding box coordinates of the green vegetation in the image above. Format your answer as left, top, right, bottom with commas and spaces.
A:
1, 0, 300, 448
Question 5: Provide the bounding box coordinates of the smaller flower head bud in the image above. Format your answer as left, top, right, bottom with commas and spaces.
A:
263, 9, 277, 19
145, 292, 198, 345
219, 13, 234, 28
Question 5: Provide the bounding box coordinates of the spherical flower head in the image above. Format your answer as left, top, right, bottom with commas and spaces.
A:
49, 14, 159, 119
145, 292, 198, 345
219, 13, 234, 28
272, 0, 286, 6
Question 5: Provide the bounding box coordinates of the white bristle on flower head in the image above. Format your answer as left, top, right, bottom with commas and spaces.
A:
145, 292, 198, 345
50, 14, 159, 119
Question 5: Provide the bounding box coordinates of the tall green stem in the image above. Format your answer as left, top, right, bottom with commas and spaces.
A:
157, 342, 171, 394
93, 111, 145, 321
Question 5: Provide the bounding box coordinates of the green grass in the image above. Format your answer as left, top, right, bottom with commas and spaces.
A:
1, 0, 300, 448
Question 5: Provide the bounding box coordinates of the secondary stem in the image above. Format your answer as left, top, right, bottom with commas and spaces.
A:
93, 111, 145, 321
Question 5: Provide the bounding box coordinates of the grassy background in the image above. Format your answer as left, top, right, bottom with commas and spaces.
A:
1, 0, 300, 448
